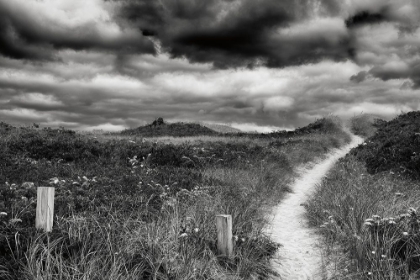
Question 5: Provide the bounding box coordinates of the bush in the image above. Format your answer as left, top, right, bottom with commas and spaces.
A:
351, 111, 420, 180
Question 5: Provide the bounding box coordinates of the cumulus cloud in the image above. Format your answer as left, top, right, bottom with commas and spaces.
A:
0, 0, 420, 130
0, 0, 155, 60
350, 71, 369, 83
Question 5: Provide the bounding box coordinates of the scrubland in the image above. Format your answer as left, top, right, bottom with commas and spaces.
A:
307, 111, 420, 279
0, 118, 350, 280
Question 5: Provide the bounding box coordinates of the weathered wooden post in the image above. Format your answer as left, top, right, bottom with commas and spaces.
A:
36, 187, 55, 232
216, 214, 233, 258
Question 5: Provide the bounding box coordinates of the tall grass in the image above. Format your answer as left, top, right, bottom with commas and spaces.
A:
307, 156, 420, 279
306, 112, 420, 279
0, 118, 351, 279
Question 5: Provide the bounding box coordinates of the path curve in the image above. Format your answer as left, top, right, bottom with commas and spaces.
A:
267, 134, 363, 280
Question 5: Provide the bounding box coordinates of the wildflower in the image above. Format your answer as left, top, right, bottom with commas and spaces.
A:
367, 272, 372, 276
402, 232, 409, 236
21, 196, 28, 202
381, 254, 386, 259
372, 251, 376, 255
21, 182, 34, 189
50, 177, 59, 185
233, 235, 238, 241
241, 238, 246, 242
179, 233, 188, 238
194, 228, 199, 233
0, 212, 7, 217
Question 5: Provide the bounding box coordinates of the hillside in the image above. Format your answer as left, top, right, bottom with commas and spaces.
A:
121, 118, 219, 137
0, 117, 352, 280
351, 111, 420, 180
199, 122, 242, 133
306, 110, 420, 279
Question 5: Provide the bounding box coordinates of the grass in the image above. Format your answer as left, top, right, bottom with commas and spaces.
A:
306, 111, 420, 279
0, 117, 350, 280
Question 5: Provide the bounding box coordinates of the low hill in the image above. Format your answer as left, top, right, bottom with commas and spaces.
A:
349, 114, 387, 137
121, 118, 219, 137
199, 122, 242, 133
351, 111, 420, 180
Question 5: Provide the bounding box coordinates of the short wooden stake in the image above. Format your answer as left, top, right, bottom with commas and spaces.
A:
216, 214, 233, 258
36, 187, 55, 232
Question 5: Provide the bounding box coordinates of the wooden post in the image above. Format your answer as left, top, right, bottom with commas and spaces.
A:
216, 214, 233, 258
36, 187, 55, 232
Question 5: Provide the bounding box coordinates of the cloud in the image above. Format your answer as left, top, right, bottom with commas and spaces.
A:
113, 0, 354, 69
0, 0, 420, 131
0, 0, 155, 60
350, 71, 369, 83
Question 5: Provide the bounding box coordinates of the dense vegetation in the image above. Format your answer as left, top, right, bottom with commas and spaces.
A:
349, 114, 387, 138
0, 118, 350, 279
121, 118, 219, 137
306, 111, 420, 279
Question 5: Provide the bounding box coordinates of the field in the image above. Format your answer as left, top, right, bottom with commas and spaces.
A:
306, 111, 420, 279
0, 118, 350, 280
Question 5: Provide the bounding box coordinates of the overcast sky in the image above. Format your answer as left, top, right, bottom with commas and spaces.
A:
0, 0, 419, 132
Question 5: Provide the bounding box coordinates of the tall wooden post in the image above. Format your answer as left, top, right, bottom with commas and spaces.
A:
36, 187, 55, 232
216, 214, 233, 258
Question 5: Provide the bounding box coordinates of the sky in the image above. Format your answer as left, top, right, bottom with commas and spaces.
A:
0, 0, 419, 132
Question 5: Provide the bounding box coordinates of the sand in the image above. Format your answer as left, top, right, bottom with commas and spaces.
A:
267, 134, 363, 280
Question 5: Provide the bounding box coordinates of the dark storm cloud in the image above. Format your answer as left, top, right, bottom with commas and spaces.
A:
345, 10, 387, 28
369, 60, 420, 89
0, 0, 155, 60
350, 71, 368, 83
113, 0, 352, 68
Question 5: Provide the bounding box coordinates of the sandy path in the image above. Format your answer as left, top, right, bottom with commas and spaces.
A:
267, 134, 363, 280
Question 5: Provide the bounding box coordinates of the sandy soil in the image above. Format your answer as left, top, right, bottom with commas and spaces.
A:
267, 134, 363, 280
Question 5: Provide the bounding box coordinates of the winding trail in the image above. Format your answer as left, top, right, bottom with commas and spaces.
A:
267, 134, 363, 280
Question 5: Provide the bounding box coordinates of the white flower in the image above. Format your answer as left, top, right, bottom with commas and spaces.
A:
179, 233, 188, 238
194, 228, 199, 233
371, 251, 376, 255
403, 232, 409, 236
0, 212, 7, 217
